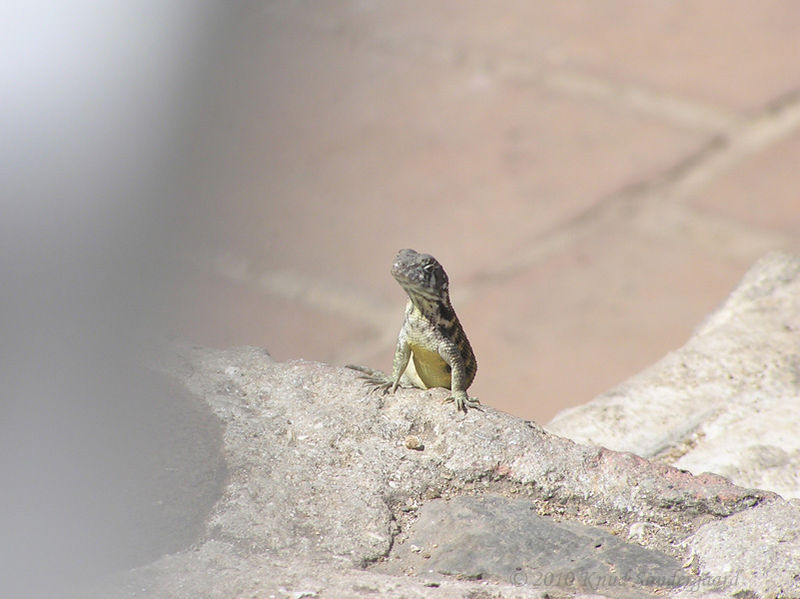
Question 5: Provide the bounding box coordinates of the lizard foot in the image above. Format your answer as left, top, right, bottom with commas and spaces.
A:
346, 364, 394, 395
444, 391, 483, 413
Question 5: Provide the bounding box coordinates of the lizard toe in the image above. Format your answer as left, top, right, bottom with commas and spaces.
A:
449, 393, 482, 413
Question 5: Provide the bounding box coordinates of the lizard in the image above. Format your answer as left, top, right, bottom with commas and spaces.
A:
348, 248, 480, 413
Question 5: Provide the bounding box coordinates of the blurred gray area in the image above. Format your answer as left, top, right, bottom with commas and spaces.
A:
0, 3, 229, 596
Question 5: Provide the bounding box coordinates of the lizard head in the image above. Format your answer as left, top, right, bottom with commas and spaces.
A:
391, 248, 450, 305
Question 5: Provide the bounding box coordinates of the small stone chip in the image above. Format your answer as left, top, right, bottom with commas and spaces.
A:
405, 435, 424, 450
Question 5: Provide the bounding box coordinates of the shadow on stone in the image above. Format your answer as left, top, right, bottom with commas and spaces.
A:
379, 494, 687, 596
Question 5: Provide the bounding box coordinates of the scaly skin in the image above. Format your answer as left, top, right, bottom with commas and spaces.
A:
348, 248, 479, 413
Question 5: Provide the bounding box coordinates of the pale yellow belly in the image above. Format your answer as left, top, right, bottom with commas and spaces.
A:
406, 344, 452, 389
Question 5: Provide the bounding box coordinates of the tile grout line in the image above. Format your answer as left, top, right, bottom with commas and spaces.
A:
459, 89, 800, 301
279, 12, 742, 133
192, 251, 395, 332
360, 31, 739, 133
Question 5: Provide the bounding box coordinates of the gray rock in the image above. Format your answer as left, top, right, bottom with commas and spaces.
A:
677, 500, 800, 598
76, 253, 800, 599
548, 251, 800, 499
379, 494, 687, 596
77, 346, 783, 599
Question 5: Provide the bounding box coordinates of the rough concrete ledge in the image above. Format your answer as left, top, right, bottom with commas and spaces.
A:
81, 253, 800, 599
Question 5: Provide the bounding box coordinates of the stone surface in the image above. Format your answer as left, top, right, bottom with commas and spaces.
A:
378, 494, 687, 595
76, 293, 800, 599
679, 500, 800, 599
548, 252, 800, 500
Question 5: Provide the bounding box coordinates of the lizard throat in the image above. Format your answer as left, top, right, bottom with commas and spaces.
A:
404, 287, 450, 318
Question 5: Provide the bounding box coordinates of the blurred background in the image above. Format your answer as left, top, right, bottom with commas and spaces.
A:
167, 1, 800, 421
2, 1, 799, 596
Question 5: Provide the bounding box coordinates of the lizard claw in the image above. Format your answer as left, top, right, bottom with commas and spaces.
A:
369, 380, 393, 395
359, 376, 394, 396
445, 391, 482, 413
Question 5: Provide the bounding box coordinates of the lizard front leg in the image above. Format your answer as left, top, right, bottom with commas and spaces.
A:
440, 343, 481, 413
388, 335, 411, 393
